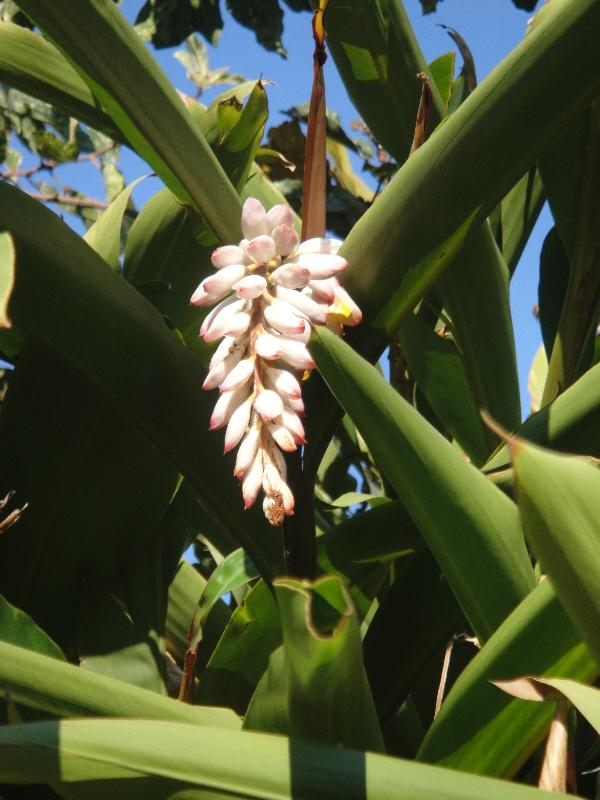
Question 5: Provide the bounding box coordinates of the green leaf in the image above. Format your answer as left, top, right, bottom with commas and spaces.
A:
0, 639, 239, 728
310, 326, 535, 643
0, 595, 65, 661
0, 716, 575, 799
398, 311, 491, 464
197, 579, 281, 715
492, 167, 545, 276
418, 579, 597, 777
0, 343, 179, 651
538, 226, 570, 361
510, 438, 600, 665
191, 547, 259, 646
0, 22, 121, 139
363, 550, 463, 725
166, 559, 230, 666
0, 181, 280, 582
508, 677, 600, 736
0, 230, 14, 328
245, 575, 384, 752
84, 176, 144, 271
17, 0, 242, 242
227, 0, 286, 57
428, 51, 455, 111
135, 0, 223, 49
341, 0, 600, 329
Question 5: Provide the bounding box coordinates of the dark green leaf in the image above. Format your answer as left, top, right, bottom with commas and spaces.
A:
0, 595, 65, 661
135, 0, 223, 48
227, 0, 286, 57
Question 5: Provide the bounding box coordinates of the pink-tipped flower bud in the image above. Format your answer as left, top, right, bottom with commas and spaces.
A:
297, 237, 343, 256
224, 311, 252, 338
254, 332, 284, 360
275, 337, 315, 370
266, 204, 295, 231
203, 263, 247, 296
242, 451, 263, 508
210, 385, 251, 430
190, 282, 220, 307
211, 244, 248, 269
242, 198, 268, 240
233, 274, 267, 299
278, 407, 305, 444
268, 423, 297, 452
220, 356, 255, 393
269, 264, 311, 289
275, 286, 327, 324
234, 425, 261, 478
293, 253, 347, 280
247, 235, 276, 265
271, 223, 299, 257
264, 366, 302, 399
202, 348, 243, 391
224, 395, 254, 453
263, 301, 307, 336
200, 296, 244, 341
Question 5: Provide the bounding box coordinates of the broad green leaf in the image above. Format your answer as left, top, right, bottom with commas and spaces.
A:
511, 677, 600, 735
0, 230, 14, 328
528, 345, 548, 416
0, 595, 65, 661
245, 575, 384, 752
197, 579, 281, 715
17, 0, 242, 242
363, 550, 463, 725
0, 22, 120, 139
511, 439, 600, 665
541, 101, 600, 403
84, 176, 145, 270
398, 312, 491, 464
311, 326, 535, 643
328, 491, 386, 508
191, 548, 259, 647
418, 579, 597, 777
341, 0, 600, 329
0, 639, 239, 728
486, 360, 600, 479
492, 167, 545, 276
0, 181, 279, 582
0, 717, 574, 799
538, 226, 570, 361
0, 344, 179, 650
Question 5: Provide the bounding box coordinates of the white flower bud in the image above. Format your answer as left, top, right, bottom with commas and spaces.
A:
224, 311, 252, 338
242, 197, 268, 240
275, 337, 315, 370
220, 357, 255, 393
268, 423, 297, 452
266, 204, 295, 231
263, 301, 307, 336
209, 336, 238, 370
271, 223, 299, 257
210, 384, 251, 430
254, 389, 284, 421
278, 407, 305, 444
264, 366, 302, 399
254, 332, 283, 360
190, 282, 220, 308
293, 253, 347, 280
269, 264, 311, 289
242, 450, 263, 508
224, 395, 254, 454
247, 235, 276, 264
275, 286, 327, 324
202, 298, 246, 342
211, 244, 248, 269
202, 348, 243, 391
297, 237, 343, 256
233, 274, 268, 299
308, 278, 335, 302
234, 425, 261, 478
203, 263, 247, 296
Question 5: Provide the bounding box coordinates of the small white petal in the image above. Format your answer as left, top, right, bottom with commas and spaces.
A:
220, 356, 255, 393
202, 297, 245, 342
278, 407, 305, 444
224, 395, 254, 453
268, 423, 297, 452
297, 237, 343, 256
268, 438, 288, 478
294, 253, 347, 280
242, 198, 268, 240
266, 204, 295, 231
276, 337, 315, 370
247, 235, 276, 265
269, 264, 310, 289
210, 384, 251, 430
234, 425, 261, 478
254, 332, 283, 360
242, 451, 263, 509
263, 301, 307, 336
264, 366, 302, 399
262, 461, 283, 495
211, 245, 248, 269
202, 348, 243, 391
271, 223, 299, 257
233, 274, 267, 299
275, 286, 327, 324
254, 389, 284, 421
204, 263, 247, 295
224, 311, 252, 337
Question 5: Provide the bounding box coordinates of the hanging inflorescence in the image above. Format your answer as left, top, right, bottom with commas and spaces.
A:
191, 197, 361, 526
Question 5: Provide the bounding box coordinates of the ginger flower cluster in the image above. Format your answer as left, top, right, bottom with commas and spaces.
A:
191, 197, 361, 526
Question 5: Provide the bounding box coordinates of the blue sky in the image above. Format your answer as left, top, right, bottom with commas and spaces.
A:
11, 0, 546, 416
